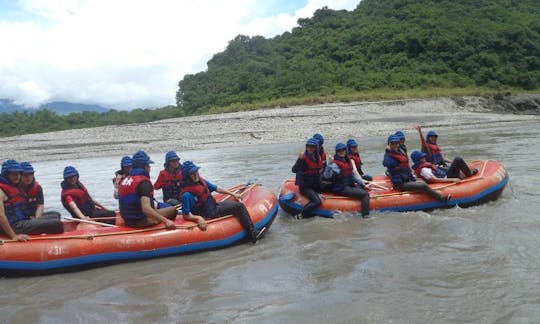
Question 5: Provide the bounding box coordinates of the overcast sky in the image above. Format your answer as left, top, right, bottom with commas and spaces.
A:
0, 0, 359, 110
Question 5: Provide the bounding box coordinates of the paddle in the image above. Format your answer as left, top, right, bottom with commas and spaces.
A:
63, 216, 118, 227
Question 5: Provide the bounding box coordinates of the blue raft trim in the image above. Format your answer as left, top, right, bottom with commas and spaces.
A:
0, 203, 279, 272
279, 175, 509, 216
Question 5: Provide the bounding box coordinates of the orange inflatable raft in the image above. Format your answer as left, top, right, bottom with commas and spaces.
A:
279, 160, 508, 218
0, 183, 278, 276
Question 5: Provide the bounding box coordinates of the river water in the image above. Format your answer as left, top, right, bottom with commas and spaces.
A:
1, 117, 540, 323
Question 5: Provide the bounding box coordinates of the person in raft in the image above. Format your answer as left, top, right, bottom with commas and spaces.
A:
346, 138, 373, 181
383, 135, 451, 203
118, 150, 177, 229
20, 162, 61, 219
415, 125, 478, 178
153, 151, 182, 205
312, 133, 328, 171
291, 138, 323, 219
179, 160, 264, 243
0, 160, 63, 241
113, 156, 133, 199
410, 151, 462, 184
394, 130, 408, 156
328, 143, 371, 218
61, 165, 116, 220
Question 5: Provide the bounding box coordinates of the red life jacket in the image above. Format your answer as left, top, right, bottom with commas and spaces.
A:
349, 153, 363, 172
154, 169, 183, 201
332, 156, 354, 192
23, 180, 41, 217
413, 161, 437, 178
302, 153, 323, 175
0, 178, 27, 224
385, 150, 414, 185
61, 182, 95, 217
423, 141, 444, 165
118, 173, 154, 221
180, 177, 217, 218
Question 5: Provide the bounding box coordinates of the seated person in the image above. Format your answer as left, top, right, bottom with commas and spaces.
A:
292, 138, 323, 219
383, 135, 451, 203
180, 160, 264, 243
61, 166, 115, 220
411, 151, 463, 184
415, 125, 478, 177
394, 130, 408, 155
118, 151, 177, 229
327, 143, 370, 218
0, 160, 63, 242
153, 151, 182, 205
20, 162, 61, 219
346, 138, 373, 181
113, 156, 133, 199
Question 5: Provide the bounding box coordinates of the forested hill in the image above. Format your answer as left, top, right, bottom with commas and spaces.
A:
176, 0, 540, 114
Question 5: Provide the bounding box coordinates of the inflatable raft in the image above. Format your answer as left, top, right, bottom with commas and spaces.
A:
0, 183, 278, 276
279, 160, 508, 217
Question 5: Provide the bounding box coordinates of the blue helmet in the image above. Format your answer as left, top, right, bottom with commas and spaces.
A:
426, 130, 438, 138
1, 160, 24, 178
181, 160, 200, 177
120, 156, 133, 168
395, 131, 405, 140
346, 139, 358, 148
313, 133, 324, 145
132, 150, 154, 168
335, 142, 347, 151
306, 138, 318, 147
63, 166, 79, 178
20, 161, 35, 174
388, 134, 400, 143
410, 151, 427, 163
165, 151, 180, 162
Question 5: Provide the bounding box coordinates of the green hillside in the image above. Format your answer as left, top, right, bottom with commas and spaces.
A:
176, 0, 540, 114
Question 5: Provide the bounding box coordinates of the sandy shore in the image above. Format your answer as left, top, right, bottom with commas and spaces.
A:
1, 95, 538, 162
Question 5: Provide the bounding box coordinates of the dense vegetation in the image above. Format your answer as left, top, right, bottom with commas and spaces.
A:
176, 0, 540, 114
2, 0, 539, 137
0, 106, 182, 137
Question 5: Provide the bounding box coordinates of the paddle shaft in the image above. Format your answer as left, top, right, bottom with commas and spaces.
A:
63, 216, 118, 227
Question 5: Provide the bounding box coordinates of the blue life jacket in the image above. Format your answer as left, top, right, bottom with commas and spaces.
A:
383, 149, 415, 185
118, 169, 154, 221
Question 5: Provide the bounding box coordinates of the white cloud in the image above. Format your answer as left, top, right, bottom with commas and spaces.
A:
0, 0, 359, 110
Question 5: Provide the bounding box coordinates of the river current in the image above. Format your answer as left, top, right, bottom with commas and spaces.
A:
1, 117, 539, 323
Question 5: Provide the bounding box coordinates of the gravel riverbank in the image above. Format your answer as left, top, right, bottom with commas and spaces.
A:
1, 95, 538, 162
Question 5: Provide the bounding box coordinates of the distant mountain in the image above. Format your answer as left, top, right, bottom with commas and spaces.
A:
38, 101, 110, 115
0, 98, 110, 115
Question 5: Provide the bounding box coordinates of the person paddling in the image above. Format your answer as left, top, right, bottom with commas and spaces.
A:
118, 150, 177, 229
346, 138, 373, 181
61, 166, 115, 220
179, 160, 264, 243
